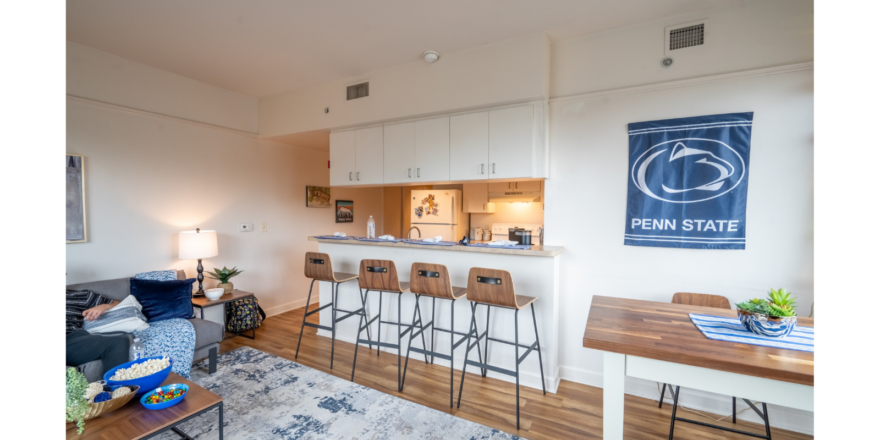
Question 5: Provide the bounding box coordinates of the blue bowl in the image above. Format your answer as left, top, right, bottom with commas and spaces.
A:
737, 309, 797, 338
140, 383, 189, 410
103, 356, 173, 395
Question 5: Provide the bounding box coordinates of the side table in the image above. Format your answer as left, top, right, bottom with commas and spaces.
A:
192, 290, 258, 340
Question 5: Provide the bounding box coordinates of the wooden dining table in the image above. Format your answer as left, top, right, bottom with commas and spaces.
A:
582, 295, 813, 440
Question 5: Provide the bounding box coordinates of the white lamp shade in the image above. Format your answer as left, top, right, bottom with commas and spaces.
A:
179, 230, 219, 259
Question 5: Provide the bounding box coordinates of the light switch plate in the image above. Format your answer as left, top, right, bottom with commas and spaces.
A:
240, 223, 253, 232
261, 222, 268, 232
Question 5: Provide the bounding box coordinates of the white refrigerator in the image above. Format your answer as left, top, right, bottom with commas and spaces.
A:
410, 189, 466, 241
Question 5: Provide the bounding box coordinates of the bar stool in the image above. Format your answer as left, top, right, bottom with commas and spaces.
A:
400, 263, 484, 407
350, 259, 428, 391
457, 267, 546, 430
295, 252, 372, 369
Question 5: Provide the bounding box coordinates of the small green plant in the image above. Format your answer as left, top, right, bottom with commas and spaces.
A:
66, 367, 89, 434
206, 266, 244, 284
736, 288, 797, 318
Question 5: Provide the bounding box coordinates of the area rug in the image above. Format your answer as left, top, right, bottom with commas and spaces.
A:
155, 346, 518, 439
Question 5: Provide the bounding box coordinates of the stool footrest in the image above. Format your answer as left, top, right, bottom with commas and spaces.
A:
433, 327, 472, 338
465, 359, 516, 377
517, 341, 539, 365
365, 340, 400, 350
304, 322, 332, 332
305, 303, 332, 317
335, 308, 365, 323
410, 346, 451, 362
487, 336, 536, 350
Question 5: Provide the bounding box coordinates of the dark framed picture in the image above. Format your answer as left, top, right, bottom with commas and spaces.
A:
306, 185, 332, 207
67, 154, 87, 243
336, 200, 353, 223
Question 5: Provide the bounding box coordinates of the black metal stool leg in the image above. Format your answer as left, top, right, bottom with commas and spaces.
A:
514, 308, 520, 430
449, 299, 454, 407
482, 305, 490, 377
430, 297, 436, 364
531, 303, 546, 395
397, 292, 403, 391
351, 289, 368, 382
763, 402, 771, 439
401, 295, 421, 390
358, 285, 373, 350
414, 297, 429, 364
669, 385, 681, 440
457, 301, 477, 408
732, 396, 737, 423
377, 291, 383, 357
659, 383, 667, 408
295, 279, 316, 360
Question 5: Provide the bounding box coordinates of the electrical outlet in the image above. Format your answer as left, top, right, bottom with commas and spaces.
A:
239, 223, 253, 232
261, 222, 268, 232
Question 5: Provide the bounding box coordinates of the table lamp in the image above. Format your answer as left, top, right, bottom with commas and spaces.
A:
179, 228, 218, 296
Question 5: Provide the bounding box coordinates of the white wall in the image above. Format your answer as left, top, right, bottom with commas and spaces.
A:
68, 42, 259, 133
545, 1, 814, 432
551, 0, 813, 98
259, 32, 549, 137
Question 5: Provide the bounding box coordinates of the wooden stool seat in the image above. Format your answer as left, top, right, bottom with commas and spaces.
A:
513, 295, 538, 309
451, 286, 467, 300
358, 259, 409, 292
332, 272, 359, 283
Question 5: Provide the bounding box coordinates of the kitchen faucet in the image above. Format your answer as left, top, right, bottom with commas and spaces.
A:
407, 226, 421, 239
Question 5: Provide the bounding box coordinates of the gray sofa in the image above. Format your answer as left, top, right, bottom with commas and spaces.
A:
66, 270, 223, 382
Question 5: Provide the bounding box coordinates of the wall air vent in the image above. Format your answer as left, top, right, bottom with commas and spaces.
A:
346, 82, 369, 100
665, 20, 708, 55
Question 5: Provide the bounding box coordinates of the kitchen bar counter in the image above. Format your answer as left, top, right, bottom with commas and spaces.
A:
308, 236, 563, 257
310, 236, 562, 393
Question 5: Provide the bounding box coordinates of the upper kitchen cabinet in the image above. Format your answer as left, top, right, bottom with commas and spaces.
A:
383, 121, 415, 184
450, 112, 489, 181
414, 117, 450, 182
330, 130, 356, 186
354, 126, 384, 185
489, 103, 546, 179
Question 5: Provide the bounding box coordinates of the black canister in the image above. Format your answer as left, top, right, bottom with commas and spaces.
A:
509, 228, 532, 245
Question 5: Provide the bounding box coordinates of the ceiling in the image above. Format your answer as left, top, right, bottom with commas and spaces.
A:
67, 0, 742, 99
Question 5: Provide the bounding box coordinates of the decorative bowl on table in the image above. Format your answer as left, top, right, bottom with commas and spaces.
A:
82, 385, 140, 420
737, 308, 797, 338
103, 356, 174, 395
204, 288, 225, 300
140, 383, 189, 410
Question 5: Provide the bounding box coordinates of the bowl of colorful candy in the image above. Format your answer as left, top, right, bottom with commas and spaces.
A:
104, 356, 173, 395
140, 383, 189, 410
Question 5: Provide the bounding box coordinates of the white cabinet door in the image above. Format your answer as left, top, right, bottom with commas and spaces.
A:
414, 116, 450, 182
355, 126, 384, 185
488, 182, 511, 192
489, 105, 534, 179
450, 112, 489, 181
330, 130, 356, 186
383, 122, 414, 184
463, 183, 495, 213
511, 181, 541, 191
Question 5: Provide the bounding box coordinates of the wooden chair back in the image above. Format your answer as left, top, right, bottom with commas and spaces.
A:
409, 263, 455, 299
466, 267, 518, 308
358, 259, 405, 292
672, 292, 731, 310
304, 252, 336, 282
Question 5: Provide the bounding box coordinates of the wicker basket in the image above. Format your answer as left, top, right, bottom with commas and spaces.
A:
82, 385, 140, 420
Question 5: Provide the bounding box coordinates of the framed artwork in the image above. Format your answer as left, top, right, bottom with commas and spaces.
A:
306, 186, 332, 207
66, 154, 87, 243
336, 200, 353, 223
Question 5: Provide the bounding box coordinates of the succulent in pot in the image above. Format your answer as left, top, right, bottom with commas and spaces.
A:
736, 288, 798, 338
206, 266, 243, 294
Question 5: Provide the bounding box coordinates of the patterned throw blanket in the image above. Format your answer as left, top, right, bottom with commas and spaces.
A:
134, 318, 196, 378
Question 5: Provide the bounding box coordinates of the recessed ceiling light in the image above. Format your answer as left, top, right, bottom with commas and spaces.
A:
423, 51, 440, 63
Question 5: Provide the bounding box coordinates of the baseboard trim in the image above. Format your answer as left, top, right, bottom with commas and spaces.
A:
264, 298, 308, 318
557, 365, 813, 435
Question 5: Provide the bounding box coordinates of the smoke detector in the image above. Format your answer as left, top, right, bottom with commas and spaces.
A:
423, 50, 440, 63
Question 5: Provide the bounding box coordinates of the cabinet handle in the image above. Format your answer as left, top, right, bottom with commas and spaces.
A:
357, 172, 360, 181
408, 168, 411, 178
417, 168, 420, 178
492, 163, 496, 174
515, 182, 518, 189
349, 172, 352, 181
481, 164, 484, 174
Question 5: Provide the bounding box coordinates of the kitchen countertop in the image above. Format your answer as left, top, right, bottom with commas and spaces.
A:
308, 236, 563, 257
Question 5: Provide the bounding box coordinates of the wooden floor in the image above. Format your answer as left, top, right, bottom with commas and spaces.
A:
218, 305, 812, 439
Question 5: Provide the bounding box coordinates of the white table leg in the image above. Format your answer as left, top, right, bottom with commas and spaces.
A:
603, 352, 626, 440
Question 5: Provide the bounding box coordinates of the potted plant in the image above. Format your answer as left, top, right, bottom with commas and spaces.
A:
66, 368, 89, 434
735, 288, 798, 338
206, 266, 244, 294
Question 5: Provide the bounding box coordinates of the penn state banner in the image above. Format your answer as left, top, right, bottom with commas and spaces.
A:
625, 112, 753, 249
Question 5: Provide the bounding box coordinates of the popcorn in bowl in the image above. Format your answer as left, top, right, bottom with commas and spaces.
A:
110, 357, 171, 381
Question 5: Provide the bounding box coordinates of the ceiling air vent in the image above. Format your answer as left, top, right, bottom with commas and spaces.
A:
665, 20, 708, 55
346, 82, 369, 100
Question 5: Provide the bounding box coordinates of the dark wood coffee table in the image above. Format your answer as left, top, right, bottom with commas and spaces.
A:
66, 373, 223, 440
192, 289, 257, 340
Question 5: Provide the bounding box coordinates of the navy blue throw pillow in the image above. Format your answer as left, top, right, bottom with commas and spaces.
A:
129, 278, 195, 322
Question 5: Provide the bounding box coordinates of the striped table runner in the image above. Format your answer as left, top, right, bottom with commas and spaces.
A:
688, 313, 814, 353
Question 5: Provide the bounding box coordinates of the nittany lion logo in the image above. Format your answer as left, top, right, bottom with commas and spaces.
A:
631, 138, 745, 204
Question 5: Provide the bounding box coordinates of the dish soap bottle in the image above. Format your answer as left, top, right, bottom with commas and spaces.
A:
367, 215, 376, 239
